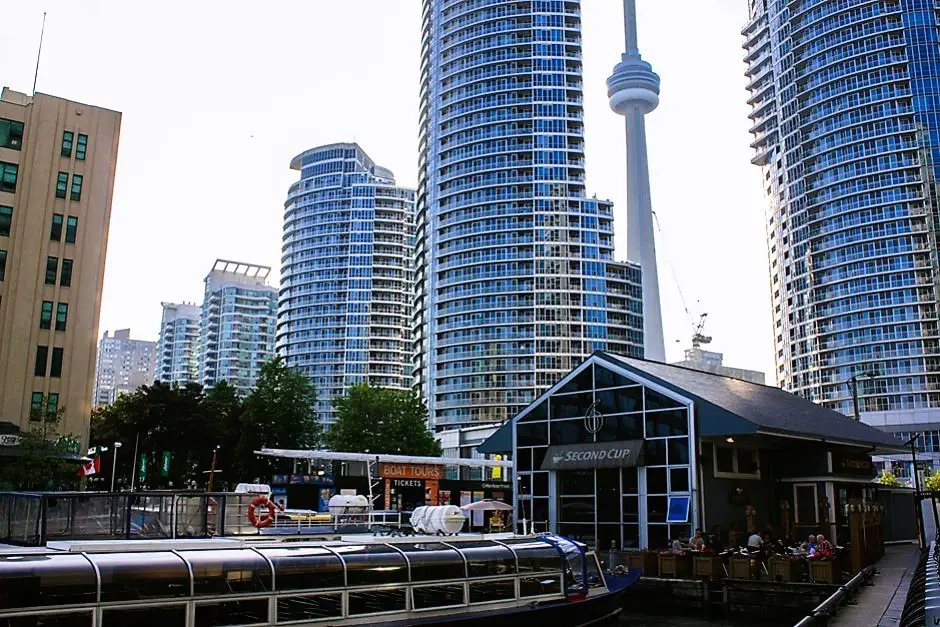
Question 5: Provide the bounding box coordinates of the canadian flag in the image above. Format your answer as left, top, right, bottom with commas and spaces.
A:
77, 456, 100, 477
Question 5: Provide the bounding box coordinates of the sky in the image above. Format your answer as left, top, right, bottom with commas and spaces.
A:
1, 0, 774, 379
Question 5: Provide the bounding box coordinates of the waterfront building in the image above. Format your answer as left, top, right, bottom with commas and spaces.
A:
606, 0, 665, 362
157, 302, 200, 386
0, 87, 121, 445
93, 329, 157, 406
742, 0, 940, 471
200, 259, 277, 396
413, 0, 646, 431
279, 143, 414, 425
480, 352, 904, 550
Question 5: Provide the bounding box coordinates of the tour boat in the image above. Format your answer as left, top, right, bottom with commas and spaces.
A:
0, 533, 638, 626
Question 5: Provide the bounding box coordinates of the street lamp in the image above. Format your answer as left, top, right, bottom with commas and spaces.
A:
109, 442, 123, 493
843, 371, 875, 421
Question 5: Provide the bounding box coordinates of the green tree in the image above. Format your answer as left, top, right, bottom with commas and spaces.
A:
925, 471, 940, 493
327, 384, 441, 456
0, 400, 79, 490
877, 470, 903, 487
234, 357, 321, 483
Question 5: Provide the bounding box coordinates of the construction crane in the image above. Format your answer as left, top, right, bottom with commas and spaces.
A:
691, 313, 712, 349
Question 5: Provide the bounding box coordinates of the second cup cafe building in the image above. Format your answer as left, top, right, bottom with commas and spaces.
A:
479, 352, 906, 550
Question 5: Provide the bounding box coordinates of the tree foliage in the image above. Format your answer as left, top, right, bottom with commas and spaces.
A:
326, 385, 441, 456
877, 470, 903, 487
89, 358, 319, 490
0, 400, 79, 490
925, 471, 940, 493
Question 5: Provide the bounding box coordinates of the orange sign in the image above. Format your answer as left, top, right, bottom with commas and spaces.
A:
380, 463, 444, 480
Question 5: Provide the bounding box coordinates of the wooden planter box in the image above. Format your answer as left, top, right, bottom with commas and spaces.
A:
810, 559, 839, 584
693, 554, 724, 579
729, 556, 759, 580
659, 553, 692, 578
626, 551, 659, 577
768, 556, 801, 582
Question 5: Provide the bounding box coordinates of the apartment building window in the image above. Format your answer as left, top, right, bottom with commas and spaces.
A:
56, 172, 68, 199
61, 131, 74, 157
0, 206, 10, 236
70, 175, 83, 201
47, 393, 59, 415
35, 345, 48, 376
0, 249, 6, 281
45, 256, 58, 285
30, 392, 43, 416
50, 213, 63, 241
50, 347, 63, 378
76, 134, 88, 160
0, 162, 18, 194
0, 119, 24, 150
40, 301, 53, 329
60, 258, 72, 287
55, 303, 68, 331
65, 216, 78, 243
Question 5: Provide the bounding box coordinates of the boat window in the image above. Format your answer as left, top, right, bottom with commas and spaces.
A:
399, 543, 465, 581
276, 594, 342, 623
0, 554, 97, 608
347, 588, 407, 616
90, 551, 189, 602
258, 547, 344, 591
412, 584, 464, 609
179, 550, 271, 596
468, 579, 515, 604
101, 605, 187, 627
0, 612, 92, 627
194, 599, 269, 626
498, 539, 563, 572
331, 545, 406, 587
450, 541, 515, 578
587, 553, 605, 589
520, 575, 562, 597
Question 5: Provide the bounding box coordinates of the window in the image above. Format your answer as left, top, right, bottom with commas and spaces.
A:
55, 303, 68, 331
0, 249, 5, 281
30, 392, 43, 415
50, 347, 63, 378
65, 216, 78, 243
76, 134, 87, 160
40, 301, 53, 329
35, 345, 48, 376
60, 258, 72, 287
45, 256, 58, 285
0, 205, 10, 236
47, 393, 59, 415
50, 213, 63, 240
70, 175, 83, 201
0, 162, 18, 193
0, 119, 24, 150
794, 484, 818, 524
713, 446, 760, 479
61, 131, 74, 157
56, 172, 68, 198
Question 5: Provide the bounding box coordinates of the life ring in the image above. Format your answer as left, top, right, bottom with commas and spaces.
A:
248, 496, 276, 528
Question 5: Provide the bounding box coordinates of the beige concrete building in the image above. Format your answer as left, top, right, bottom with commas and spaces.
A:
93, 329, 157, 406
0, 87, 121, 447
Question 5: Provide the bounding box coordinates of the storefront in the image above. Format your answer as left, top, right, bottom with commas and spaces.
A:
480, 352, 907, 550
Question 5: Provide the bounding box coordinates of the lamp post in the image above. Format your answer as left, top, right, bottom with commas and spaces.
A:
906, 434, 926, 548
207, 446, 220, 493
109, 442, 123, 493
843, 371, 875, 420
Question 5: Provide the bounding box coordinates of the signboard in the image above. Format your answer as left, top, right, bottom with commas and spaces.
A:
830, 451, 875, 478
667, 496, 691, 523
541, 440, 644, 470
380, 463, 444, 480
0, 434, 22, 447
290, 474, 335, 485
392, 479, 424, 488
161, 452, 171, 477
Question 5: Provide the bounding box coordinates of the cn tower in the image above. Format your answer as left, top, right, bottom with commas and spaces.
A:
607, 0, 665, 362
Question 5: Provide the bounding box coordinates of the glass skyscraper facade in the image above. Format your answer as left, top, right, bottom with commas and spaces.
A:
414, 0, 646, 430
279, 143, 415, 425
157, 302, 200, 387
743, 1, 940, 439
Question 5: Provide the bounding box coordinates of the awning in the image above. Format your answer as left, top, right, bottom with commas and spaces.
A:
477, 421, 513, 455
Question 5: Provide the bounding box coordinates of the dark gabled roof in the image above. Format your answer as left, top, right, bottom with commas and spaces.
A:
597, 352, 906, 453
479, 352, 908, 455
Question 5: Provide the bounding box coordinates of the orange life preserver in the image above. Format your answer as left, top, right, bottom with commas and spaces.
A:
248, 496, 276, 528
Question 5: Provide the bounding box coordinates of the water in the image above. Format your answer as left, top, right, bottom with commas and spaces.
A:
620, 611, 792, 626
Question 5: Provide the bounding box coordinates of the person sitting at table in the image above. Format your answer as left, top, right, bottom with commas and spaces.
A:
812, 533, 834, 560
801, 534, 817, 555
689, 528, 705, 551
671, 537, 685, 553
708, 525, 724, 553
747, 530, 763, 553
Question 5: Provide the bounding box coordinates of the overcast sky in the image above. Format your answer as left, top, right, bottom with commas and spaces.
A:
1, 1, 774, 378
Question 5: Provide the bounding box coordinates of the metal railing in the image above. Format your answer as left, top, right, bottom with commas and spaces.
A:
899, 538, 936, 626
792, 564, 876, 627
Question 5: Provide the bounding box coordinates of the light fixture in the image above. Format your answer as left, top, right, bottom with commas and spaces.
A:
726, 437, 735, 444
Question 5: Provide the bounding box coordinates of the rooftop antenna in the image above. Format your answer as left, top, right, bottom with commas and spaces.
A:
32, 12, 47, 95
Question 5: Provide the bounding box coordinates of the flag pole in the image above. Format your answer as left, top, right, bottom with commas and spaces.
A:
129, 433, 140, 492
32, 12, 47, 95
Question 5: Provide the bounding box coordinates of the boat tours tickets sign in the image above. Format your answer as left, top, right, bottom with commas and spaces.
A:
541, 440, 644, 470
380, 462, 445, 481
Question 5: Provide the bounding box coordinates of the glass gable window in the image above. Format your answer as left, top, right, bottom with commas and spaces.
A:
337, 544, 407, 587
178, 549, 271, 595
398, 543, 465, 581
0, 118, 24, 150
90, 552, 190, 602
0, 553, 97, 608
258, 546, 343, 591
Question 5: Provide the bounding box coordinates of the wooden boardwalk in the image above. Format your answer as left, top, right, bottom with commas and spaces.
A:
828, 543, 920, 627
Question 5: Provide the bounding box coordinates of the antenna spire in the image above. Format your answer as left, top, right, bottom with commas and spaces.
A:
32, 12, 47, 95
